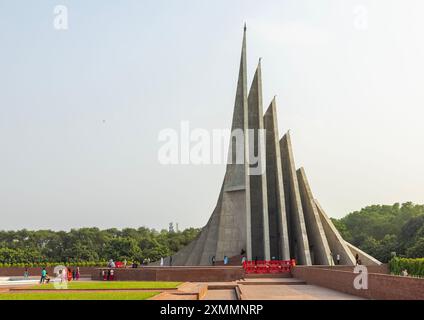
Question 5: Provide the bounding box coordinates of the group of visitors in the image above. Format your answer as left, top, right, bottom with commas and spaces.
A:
107, 258, 152, 269
211, 255, 231, 266
209, 250, 364, 267
101, 269, 115, 281
39, 266, 80, 284
329, 252, 363, 266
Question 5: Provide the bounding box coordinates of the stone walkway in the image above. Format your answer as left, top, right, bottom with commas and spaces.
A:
203, 289, 237, 300
238, 283, 363, 300
189, 277, 363, 300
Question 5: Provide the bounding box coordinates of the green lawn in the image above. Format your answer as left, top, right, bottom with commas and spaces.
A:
30, 281, 181, 290
0, 291, 159, 300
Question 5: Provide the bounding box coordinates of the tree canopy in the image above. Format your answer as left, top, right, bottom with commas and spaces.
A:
333, 202, 424, 262
0, 227, 200, 265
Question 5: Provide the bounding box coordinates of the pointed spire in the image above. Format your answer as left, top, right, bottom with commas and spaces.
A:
228, 25, 248, 134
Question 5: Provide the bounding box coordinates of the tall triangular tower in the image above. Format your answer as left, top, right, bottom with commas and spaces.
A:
164, 27, 381, 266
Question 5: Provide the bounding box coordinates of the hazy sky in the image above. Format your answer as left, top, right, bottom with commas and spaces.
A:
1, 0, 423, 231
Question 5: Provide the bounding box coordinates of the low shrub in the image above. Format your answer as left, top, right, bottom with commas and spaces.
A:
389, 257, 424, 277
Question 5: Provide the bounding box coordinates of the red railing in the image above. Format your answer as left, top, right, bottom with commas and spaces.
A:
243, 260, 296, 274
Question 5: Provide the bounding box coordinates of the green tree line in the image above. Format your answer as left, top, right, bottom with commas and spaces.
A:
1, 202, 423, 266
332, 202, 424, 263
0, 227, 200, 265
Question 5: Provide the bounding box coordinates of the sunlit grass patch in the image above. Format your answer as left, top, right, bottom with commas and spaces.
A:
31, 281, 181, 290
0, 291, 159, 300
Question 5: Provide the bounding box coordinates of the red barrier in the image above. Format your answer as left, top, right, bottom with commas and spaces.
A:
243, 260, 295, 274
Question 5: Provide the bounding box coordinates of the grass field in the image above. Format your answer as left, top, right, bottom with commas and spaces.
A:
0, 291, 159, 300
30, 281, 181, 290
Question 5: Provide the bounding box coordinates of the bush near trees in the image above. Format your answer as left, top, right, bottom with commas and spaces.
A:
332, 202, 424, 263
0, 227, 200, 266
389, 257, 424, 277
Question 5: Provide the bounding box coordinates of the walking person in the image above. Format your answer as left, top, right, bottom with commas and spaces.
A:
224, 256, 229, 265
76, 267, 80, 281
40, 268, 47, 284
109, 269, 115, 281
24, 268, 29, 280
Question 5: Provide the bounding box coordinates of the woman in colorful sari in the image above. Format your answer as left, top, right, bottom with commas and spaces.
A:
67, 268, 73, 282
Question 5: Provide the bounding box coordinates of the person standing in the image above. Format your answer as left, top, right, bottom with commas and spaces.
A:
72, 268, 76, 281
211, 256, 216, 266
108, 259, 116, 268
109, 269, 115, 281
24, 268, 29, 279
76, 267, 80, 281
67, 268, 73, 282
355, 254, 360, 266
160, 257, 164, 267
40, 268, 47, 284
336, 254, 341, 265
224, 256, 229, 265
